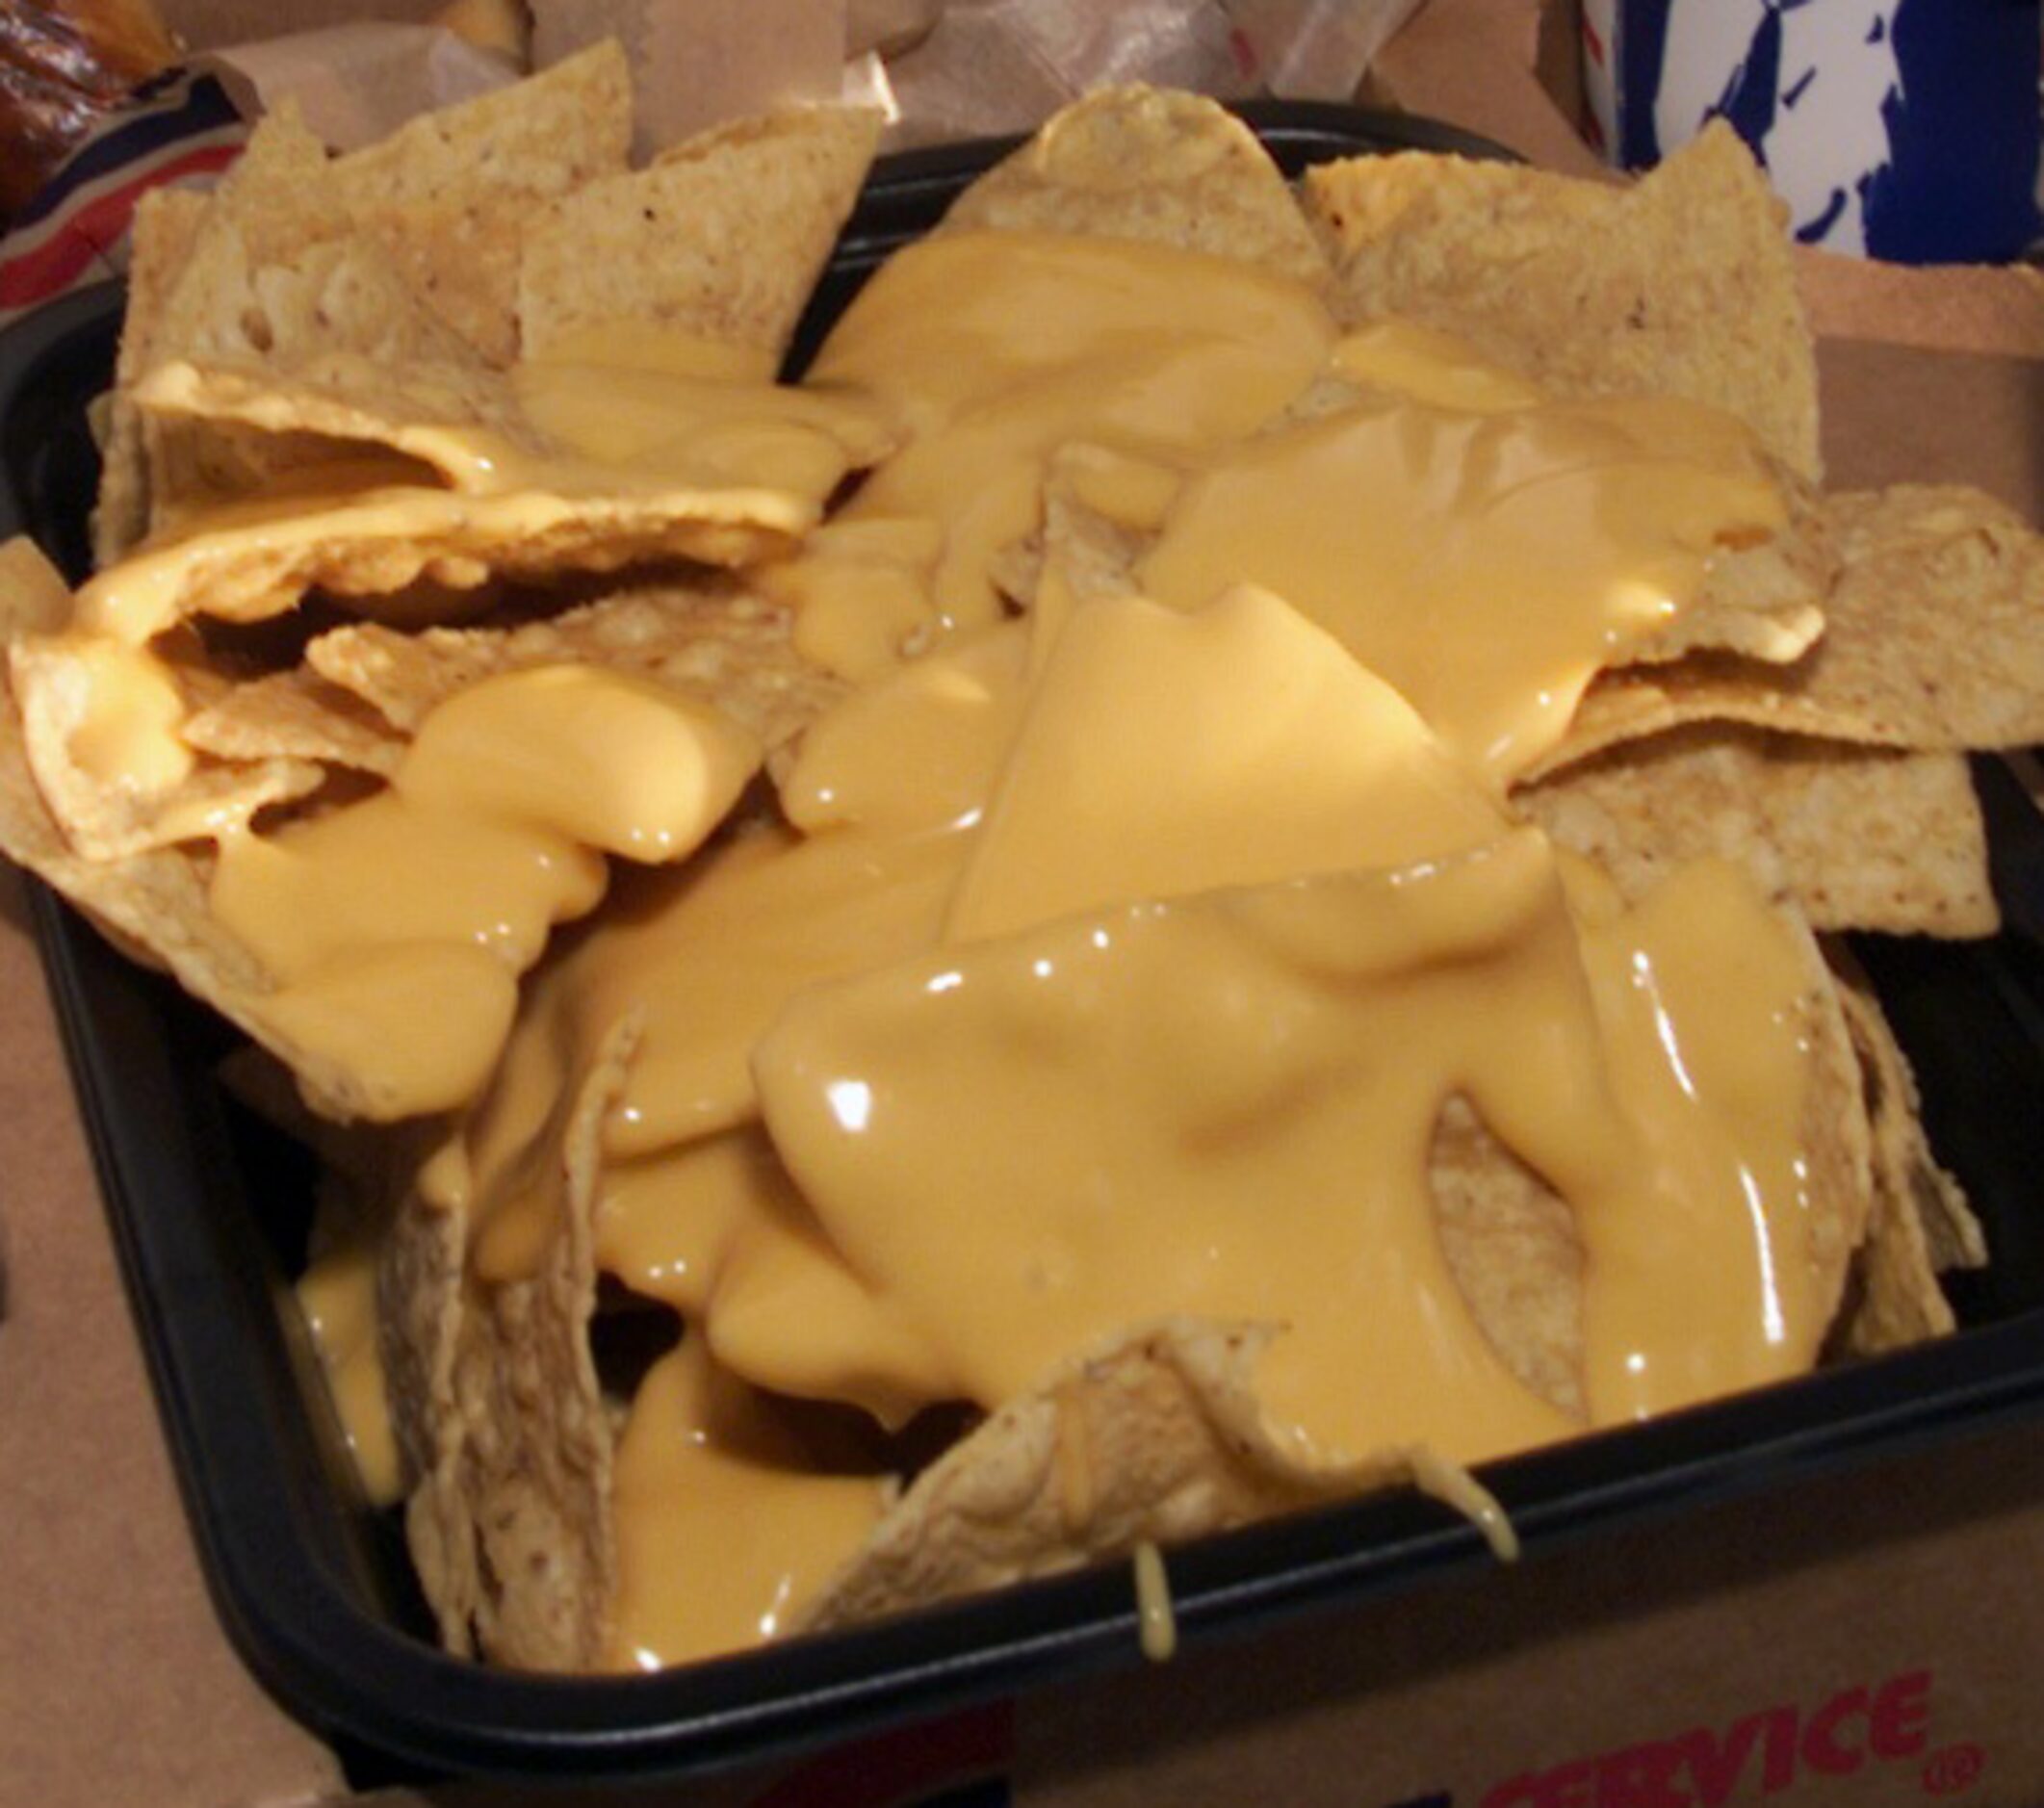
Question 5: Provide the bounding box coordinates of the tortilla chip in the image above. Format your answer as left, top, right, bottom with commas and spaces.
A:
334, 41, 632, 217
520, 105, 883, 363
306, 578, 844, 757
122, 111, 506, 541
1616, 476, 1833, 667
0, 549, 392, 1115
1517, 726, 1998, 938
325, 40, 635, 367
1798, 922, 1879, 1312
77, 479, 812, 638
181, 666, 406, 777
1000, 449, 1157, 636
1825, 989, 1965, 1356
1536, 486, 2044, 781
10, 631, 323, 860
95, 187, 212, 566
121, 52, 634, 542
802, 1319, 1401, 1634
1301, 122, 1821, 480
1431, 1096, 1584, 1420
133, 349, 540, 481
382, 1137, 477, 1656
148, 108, 404, 373
1808, 485, 2044, 746
1830, 944, 1986, 1294
390, 1014, 638, 1666
940, 86, 1331, 287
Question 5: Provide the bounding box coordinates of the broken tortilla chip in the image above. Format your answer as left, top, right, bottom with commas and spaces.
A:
327, 41, 634, 367
73, 479, 813, 645
180, 665, 406, 777
801, 1320, 1398, 1635
1301, 122, 1821, 480
10, 628, 323, 860
1534, 486, 2044, 782
1832, 948, 1986, 1257
305, 578, 844, 759
111, 110, 491, 545
1518, 725, 1998, 939
100, 49, 636, 555
519, 105, 883, 365
94, 186, 212, 566
1824, 962, 1982, 1356
940, 85, 1332, 288
0, 547, 384, 1116
1431, 1096, 1585, 1422
388, 1013, 638, 1667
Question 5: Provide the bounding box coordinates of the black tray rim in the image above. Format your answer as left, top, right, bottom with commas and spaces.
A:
7, 104, 2044, 1784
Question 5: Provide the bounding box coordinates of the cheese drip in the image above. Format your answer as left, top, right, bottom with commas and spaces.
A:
605, 1335, 889, 1672
297, 1238, 402, 1507
593, 1127, 954, 1427
210, 664, 761, 1118
458, 616, 1041, 1280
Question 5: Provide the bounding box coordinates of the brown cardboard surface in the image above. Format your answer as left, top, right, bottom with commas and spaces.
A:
1, 4, 2040, 1805
1819, 341, 2043, 515
1008, 1417, 2044, 1808
158, 0, 448, 52
0, 869, 344, 1808
1368, 0, 1608, 175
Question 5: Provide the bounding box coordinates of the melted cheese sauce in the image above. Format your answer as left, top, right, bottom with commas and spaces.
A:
776, 230, 1336, 678
297, 1238, 403, 1507
751, 822, 1813, 1467
210, 664, 761, 1117
46, 636, 194, 792
421, 236, 1819, 1663
1137, 387, 1783, 786
52, 218, 1830, 1666
605, 1335, 888, 1672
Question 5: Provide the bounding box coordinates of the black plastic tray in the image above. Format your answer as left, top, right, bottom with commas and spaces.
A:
5, 107, 2044, 1787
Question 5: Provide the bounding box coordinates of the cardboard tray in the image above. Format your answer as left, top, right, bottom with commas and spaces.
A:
5, 109, 2044, 1786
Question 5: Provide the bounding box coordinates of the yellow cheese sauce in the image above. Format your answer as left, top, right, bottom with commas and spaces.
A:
57, 218, 1830, 1666
1565, 855, 1824, 1420
749, 821, 1815, 1467
1136, 388, 1784, 785
393, 236, 1821, 1664
296, 1238, 403, 1507
210, 663, 761, 1117
592, 1126, 954, 1427
777, 230, 1337, 678
944, 584, 1514, 944
604, 1334, 890, 1672
41, 635, 194, 792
